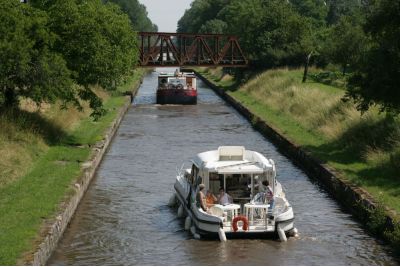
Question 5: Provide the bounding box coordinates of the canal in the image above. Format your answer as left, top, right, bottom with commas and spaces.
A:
48, 69, 397, 265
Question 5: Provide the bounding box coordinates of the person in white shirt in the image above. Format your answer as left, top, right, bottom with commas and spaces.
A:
217, 187, 233, 205
262, 180, 274, 204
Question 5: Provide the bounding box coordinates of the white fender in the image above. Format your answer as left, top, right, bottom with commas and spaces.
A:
218, 228, 227, 242
277, 224, 287, 242
177, 204, 184, 218
293, 227, 299, 237
184, 216, 191, 230
168, 193, 176, 207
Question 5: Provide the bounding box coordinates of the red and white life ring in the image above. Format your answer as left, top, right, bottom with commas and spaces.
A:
232, 216, 249, 232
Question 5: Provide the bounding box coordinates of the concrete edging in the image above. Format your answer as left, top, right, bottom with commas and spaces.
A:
23, 78, 143, 266
192, 70, 396, 232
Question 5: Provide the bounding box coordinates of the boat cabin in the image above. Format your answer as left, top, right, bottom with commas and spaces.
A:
185, 146, 276, 204
158, 72, 196, 90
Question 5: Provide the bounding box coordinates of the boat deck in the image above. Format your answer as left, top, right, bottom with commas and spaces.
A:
222, 219, 275, 233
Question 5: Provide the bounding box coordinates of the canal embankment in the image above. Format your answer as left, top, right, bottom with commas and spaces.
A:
190, 67, 400, 253
0, 69, 147, 265
47, 70, 397, 265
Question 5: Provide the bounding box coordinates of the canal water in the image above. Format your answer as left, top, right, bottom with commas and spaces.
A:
48, 69, 397, 265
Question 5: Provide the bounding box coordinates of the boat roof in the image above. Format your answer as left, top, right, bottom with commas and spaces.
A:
192, 146, 274, 174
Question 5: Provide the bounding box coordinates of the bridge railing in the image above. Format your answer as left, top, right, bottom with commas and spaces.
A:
138, 32, 248, 67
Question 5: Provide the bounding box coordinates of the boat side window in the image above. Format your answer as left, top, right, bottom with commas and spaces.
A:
209, 172, 219, 181
191, 164, 199, 186
186, 77, 192, 87
209, 172, 220, 195
159, 78, 167, 89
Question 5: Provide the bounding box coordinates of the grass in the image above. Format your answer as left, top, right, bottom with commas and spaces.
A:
197, 67, 400, 216
199, 66, 400, 252
0, 69, 145, 265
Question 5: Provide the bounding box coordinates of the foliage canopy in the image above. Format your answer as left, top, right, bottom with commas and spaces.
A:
0, 0, 74, 108
177, 0, 400, 114
346, 0, 400, 113
1, 0, 155, 117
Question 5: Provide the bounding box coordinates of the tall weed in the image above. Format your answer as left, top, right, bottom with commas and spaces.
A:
237, 68, 400, 172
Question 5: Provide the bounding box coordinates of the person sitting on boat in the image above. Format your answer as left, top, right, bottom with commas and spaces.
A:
262, 180, 274, 204
205, 190, 217, 208
251, 175, 265, 193
262, 180, 274, 214
251, 180, 274, 203
196, 184, 208, 212
217, 187, 233, 206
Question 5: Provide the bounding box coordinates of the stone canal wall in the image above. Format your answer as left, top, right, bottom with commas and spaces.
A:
192, 70, 396, 231
26, 80, 143, 266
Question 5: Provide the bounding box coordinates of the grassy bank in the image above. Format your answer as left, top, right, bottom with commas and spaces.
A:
0, 69, 145, 265
197, 67, 400, 216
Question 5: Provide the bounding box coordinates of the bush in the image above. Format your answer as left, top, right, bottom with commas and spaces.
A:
366, 201, 387, 236
309, 71, 348, 88
384, 222, 400, 255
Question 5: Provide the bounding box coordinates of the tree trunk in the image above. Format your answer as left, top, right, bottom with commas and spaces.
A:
302, 52, 312, 83
342, 64, 347, 76
4, 87, 16, 107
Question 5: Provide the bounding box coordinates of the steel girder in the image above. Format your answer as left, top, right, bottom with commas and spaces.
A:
138, 32, 248, 67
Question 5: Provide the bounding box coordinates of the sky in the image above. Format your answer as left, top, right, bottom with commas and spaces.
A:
138, 0, 193, 32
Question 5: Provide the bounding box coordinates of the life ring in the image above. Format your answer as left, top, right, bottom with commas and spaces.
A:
232, 216, 249, 232
176, 84, 183, 90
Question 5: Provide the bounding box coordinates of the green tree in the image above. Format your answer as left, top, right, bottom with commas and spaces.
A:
47, 0, 138, 90
346, 0, 400, 114
105, 0, 158, 32
177, 0, 228, 33
219, 0, 265, 62
253, 0, 312, 67
326, 0, 363, 25
33, 0, 139, 117
199, 19, 227, 34
289, 0, 328, 27
0, 0, 75, 108
326, 16, 367, 75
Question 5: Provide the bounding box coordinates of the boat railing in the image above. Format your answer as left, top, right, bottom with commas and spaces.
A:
243, 203, 272, 227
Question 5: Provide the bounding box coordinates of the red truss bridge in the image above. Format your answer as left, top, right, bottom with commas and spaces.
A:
138, 32, 248, 67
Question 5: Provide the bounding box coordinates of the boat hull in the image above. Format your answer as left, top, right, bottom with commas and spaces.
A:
156, 89, 197, 105
173, 177, 295, 239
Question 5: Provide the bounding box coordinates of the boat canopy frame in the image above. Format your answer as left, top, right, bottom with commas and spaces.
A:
189, 158, 276, 201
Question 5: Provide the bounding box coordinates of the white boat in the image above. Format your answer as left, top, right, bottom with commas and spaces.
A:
170, 146, 296, 241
